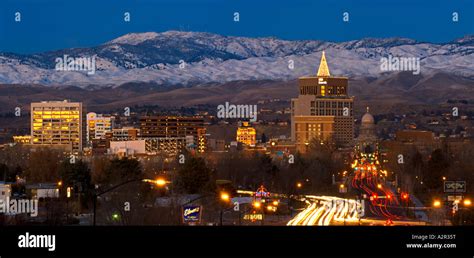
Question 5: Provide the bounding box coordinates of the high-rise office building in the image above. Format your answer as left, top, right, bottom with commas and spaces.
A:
139, 116, 207, 154
31, 100, 85, 152
86, 112, 115, 142
291, 52, 354, 152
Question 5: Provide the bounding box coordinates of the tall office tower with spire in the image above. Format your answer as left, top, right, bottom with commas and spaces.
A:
291, 52, 354, 152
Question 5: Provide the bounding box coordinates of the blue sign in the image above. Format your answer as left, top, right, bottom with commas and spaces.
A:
183, 205, 202, 223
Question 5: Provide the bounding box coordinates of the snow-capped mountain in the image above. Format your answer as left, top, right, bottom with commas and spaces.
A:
0, 31, 472, 87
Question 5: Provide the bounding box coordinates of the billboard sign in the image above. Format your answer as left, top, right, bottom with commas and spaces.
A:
182, 205, 202, 224
243, 213, 263, 221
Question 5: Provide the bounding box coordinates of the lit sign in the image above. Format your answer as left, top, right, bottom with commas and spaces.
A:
444, 181, 466, 193
243, 213, 263, 221
182, 205, 202, 223
255, 185, 270, 198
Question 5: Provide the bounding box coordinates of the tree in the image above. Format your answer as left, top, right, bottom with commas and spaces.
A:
423, 149, 449, 191
91, 156, 111, 185
58, 159, 92, 194
174, 155, 215, 194
307, 138, 333, 162
0, 163, 10, 182
24, 148, 64, 183
410, 151, 424, 176
255, 154, 279, 188
103, 158, 143, 185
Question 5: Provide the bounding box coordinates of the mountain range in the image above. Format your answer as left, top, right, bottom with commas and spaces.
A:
0, 31, 473, 87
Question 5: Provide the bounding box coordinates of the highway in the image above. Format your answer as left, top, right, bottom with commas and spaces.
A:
287, 196, 362, 226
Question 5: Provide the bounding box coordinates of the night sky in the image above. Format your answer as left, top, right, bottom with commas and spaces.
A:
1, 0, 473, 53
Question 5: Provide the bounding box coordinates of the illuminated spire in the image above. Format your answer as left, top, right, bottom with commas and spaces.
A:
317, 51, 331, 77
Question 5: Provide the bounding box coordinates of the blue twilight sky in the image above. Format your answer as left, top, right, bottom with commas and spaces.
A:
0, 0, 473, 54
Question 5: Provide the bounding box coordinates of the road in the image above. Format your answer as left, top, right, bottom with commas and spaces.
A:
287, 196, 362, 226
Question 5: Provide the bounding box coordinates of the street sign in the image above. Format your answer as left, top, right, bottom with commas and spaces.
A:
182, 205, 202, 224
447, 195, 463, 202
243, 213, 263, 221
444, 181, 466, 193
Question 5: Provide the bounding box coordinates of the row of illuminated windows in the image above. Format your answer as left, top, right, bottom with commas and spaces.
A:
32, 108, 80, 112
33, 116, 80, 120
33, 122, 79, 126
300, 86, 347, 96
310, 101, 353, 109
32, 134, 80, 137
33, 111, 80, 114
32, 138, 80, 142
33, 112, 79, 115
311, 109, 354, 116
33, 129, 79, 132
33, 116, 79, 119
33, 123, 80, 127
33, 126, 80, 130
237, 136, 256, 140
32, 135, 80, 138
296, 124, 328, 130
33, 120, 80, 125
32, 139, 80, 143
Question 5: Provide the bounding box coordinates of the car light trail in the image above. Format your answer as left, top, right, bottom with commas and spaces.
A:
287, 196, 362, 226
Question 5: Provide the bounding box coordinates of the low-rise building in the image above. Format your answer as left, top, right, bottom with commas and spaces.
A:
109, 140, 146, 157
0, 182, 12, 202
26, 183, 59, 199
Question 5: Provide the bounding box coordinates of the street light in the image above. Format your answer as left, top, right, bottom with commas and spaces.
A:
377, 184, 382, 189
253, 201, 261, 209
433, 200, 442, 208
155, 178, 167, 187
112, 212, 120, 222
220, 192, 230, 202
401, 193, 409, 216
401, 193, 409, 200
296, 182, 302, 188
57, 181, 63, 187
464, 199, 471, 207
219, 192, 231, 226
